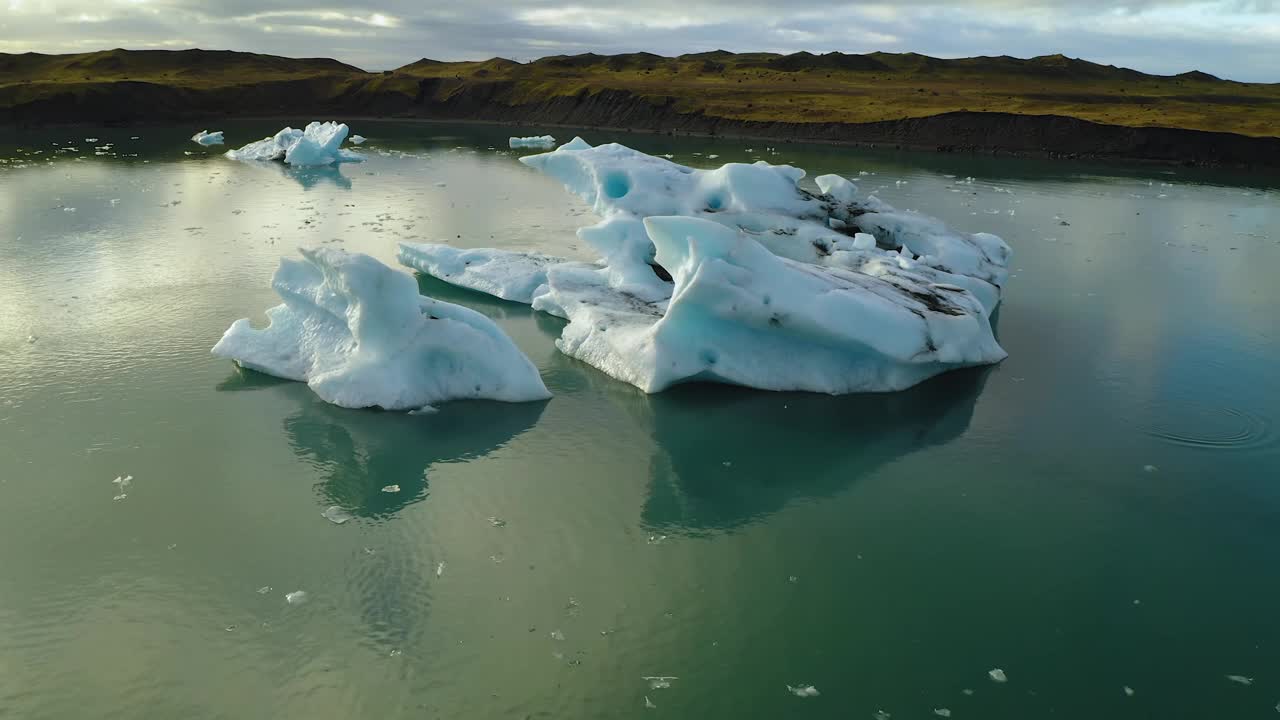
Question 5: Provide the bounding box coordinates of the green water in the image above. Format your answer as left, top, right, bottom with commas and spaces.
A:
1, 120, 1278, 719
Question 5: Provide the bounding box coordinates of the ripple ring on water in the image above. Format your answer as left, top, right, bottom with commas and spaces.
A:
1143, 402, 1274, 451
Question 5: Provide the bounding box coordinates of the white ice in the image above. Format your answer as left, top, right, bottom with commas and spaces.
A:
397, 244, 569, 304
399, 138, 1008, 395
225, 122, 362, 166
509, 135, 557, 149
191, 130, 224, 146
349, 134, 367, 145
212, 248, 550, 410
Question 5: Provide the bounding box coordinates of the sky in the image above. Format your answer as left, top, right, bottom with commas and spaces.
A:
2, 0, 1278, 82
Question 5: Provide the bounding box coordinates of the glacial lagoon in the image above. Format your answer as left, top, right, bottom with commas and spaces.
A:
1, 120, 1278, 718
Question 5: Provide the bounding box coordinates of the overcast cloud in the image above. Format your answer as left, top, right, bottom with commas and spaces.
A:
2, 0, 1277, 82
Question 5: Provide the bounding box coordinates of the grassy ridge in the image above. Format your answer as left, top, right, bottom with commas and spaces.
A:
2, 48, 1277, 139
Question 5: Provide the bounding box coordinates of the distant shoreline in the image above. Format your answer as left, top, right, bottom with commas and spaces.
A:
4, 48, 1280, 169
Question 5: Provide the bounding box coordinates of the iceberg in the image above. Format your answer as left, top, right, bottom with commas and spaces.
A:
509, 135, 557, 149
225, 122, 362, 166
398, 138, 1011, 395
191, 130, 224, 146
212, 248, 550, 410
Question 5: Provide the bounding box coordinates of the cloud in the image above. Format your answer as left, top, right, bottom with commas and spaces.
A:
1, 0, 1277, 81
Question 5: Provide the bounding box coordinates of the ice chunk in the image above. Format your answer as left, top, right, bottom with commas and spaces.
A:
212, 248, 550, 410
397, 244, 568, 304
349, 134, 367, 145
538, 217, 1004, 394
1227, 675, 1254, 685
787, 684, 820, 697
284, 590, 309, 605
989, 668, 1008, 683
225, 122, 362, 166
192, 130, 224, 146
520, 138, 1009, 311
509, 135, 557, 149
933, 710, 951, 717
381, 485, 401, 493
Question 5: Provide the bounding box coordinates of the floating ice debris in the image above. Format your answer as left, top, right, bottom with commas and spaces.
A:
381, 485, 401, 493
212, 248, 550, 410
389, 649, 402, 657
488, 517, 507, 527
112, 494, 128, 501
25, 334, 37, 343
191, 130, 224, 146
85, 137, 98, 142
256, 586, 272, 595
788, 575, 799, 583
1227, 675, 1254, 686
112, 474, 133, 489
284, 590, 309, 605
647, 534, 667, 544
322, 505, 353, 525
349, 135, 367, 145
436, 562, 445, 577
1143, 465, 1158, 473
550, 629, 565, 641
1124, 686, 1135, 696
787, 684, 820, 698
962, 689, 974, 696
645, 696, 657, 709
225, 122, 362, 166
409, 405, 439, 415
644, 676, 677, 690
63, 207, 75, 213
509, 135, 557, 149
400, 138, 1009, 395
225, 625, 237, 632
933, 710, 951, 718
989, 668, 1008, 683
874, 711, 891, 720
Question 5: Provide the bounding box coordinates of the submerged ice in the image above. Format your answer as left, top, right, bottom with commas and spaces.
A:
398, 137, 1010, 395
212, 248, 550, 410
225, 122, 362, 166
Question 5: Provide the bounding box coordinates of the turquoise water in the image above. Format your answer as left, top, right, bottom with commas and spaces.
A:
1, 120, 1279, 719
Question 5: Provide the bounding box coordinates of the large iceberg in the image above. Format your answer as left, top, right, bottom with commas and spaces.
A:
192, 130, 224, 146
225, 122, 362, 166
398, 138, 1011, 395
212, 248, 550, 410
509, 135, 557, 149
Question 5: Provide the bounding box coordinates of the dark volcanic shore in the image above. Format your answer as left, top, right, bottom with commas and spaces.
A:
4, 49, 1280, 169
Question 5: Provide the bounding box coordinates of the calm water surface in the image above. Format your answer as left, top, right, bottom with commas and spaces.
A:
1, 120, 1278, 719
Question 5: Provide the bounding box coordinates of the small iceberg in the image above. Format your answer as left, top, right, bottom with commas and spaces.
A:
399, 137, 1010, 395
212, 248, 550, 410
191, 130, 224, 146
349, 134, 367, 145
509, 135, 557, 149
225, 121, 362, 166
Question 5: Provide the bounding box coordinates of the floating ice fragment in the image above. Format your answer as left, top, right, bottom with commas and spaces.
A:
1124, 686, 1135, 696
212, 248, 549, 410
1143, 465, 1158, 473
436, 562, 445, 577
644, 676, 677, 690
63, 207, 75, 213
645, 696, 657, 709
381, 485, 401, 493
26, 334, 37, 343
509, 135, 557, 149
788, 575, 799, 583
192, 130, 224, 146
488, 517, 507, 527
409, 405, 439, 415
1227, 675, 1254, 685
349, 135, 367, 145
256, 586, 272, 594
225, 122, 361, 166
285, 590, 309, 605
550, 629, 565, 641
989, 668, 1008, 683
389, 649, 402, 657
933, 710, 951, 718
322, 505, 353, 524
962, 689, 974, 696
112, 494, 128, 501
874, 710, 891, 720
787, 684, 820, 697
